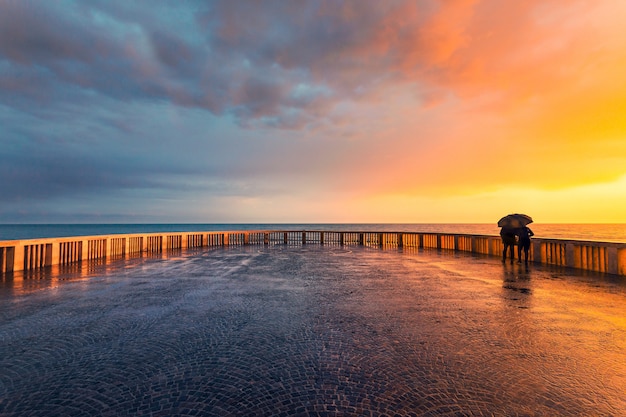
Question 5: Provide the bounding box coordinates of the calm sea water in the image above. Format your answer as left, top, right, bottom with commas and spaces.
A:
1, 224, 625, 243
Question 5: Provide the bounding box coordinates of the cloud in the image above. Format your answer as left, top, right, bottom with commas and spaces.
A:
1, 0, 605, 129
0, 1, 485, 127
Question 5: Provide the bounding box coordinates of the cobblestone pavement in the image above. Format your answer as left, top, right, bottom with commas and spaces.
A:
1, 245, 625, 416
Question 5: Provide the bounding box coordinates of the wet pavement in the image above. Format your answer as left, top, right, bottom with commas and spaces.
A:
1, 245, 625, 416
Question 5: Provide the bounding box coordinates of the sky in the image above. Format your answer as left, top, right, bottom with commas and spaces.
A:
1, 0, 625, 224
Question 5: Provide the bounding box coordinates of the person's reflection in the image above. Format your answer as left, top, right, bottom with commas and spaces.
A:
501, 263, 533, 309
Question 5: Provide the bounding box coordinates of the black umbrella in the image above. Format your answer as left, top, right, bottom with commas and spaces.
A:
497, 213, 533, 229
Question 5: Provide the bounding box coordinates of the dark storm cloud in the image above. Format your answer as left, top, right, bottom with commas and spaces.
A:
0, 0, 432, 128
0, 2, 101, 64
1, 154, 141, 201
0, 2, 137, 99
0, 138, 168, 204
0, 0, 511, 222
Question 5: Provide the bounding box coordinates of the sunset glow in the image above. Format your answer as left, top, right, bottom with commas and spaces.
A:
1, 1, 625, 223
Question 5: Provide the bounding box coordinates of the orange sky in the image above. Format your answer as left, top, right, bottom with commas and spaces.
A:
285, 0, 626, 223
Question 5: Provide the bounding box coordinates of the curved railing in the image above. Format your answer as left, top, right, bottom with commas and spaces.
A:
1, 230, 625, 276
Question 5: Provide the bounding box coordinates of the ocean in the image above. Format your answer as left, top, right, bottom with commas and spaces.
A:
0, 223, 625, 243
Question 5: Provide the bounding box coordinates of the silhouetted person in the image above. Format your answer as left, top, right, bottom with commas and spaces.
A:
517, 226, 534, 264
500, 227, 516, 263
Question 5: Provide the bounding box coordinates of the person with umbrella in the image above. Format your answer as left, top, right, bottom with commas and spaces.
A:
517, 225, 534, 264
499, 227, 517, 263
497, 214, 533, 264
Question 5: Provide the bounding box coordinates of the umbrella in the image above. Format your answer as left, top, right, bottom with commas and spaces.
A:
497, 213, 533, 228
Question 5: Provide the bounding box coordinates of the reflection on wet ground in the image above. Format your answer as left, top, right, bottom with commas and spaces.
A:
1, 245, 625, 416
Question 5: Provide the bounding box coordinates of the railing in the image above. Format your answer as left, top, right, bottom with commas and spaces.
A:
1, 231, 625, 276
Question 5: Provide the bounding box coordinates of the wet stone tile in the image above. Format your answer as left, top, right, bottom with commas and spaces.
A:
1, 245, 626, 416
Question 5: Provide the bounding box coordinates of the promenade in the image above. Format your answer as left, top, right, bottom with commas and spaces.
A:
1, 245, 625, 416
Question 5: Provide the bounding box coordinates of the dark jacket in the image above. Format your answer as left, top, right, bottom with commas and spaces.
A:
517, 227, 534, 241
500, 228, 516, 245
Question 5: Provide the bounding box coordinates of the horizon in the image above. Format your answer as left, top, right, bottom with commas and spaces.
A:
1, 1, 625, 223
2, 221, 626, 225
